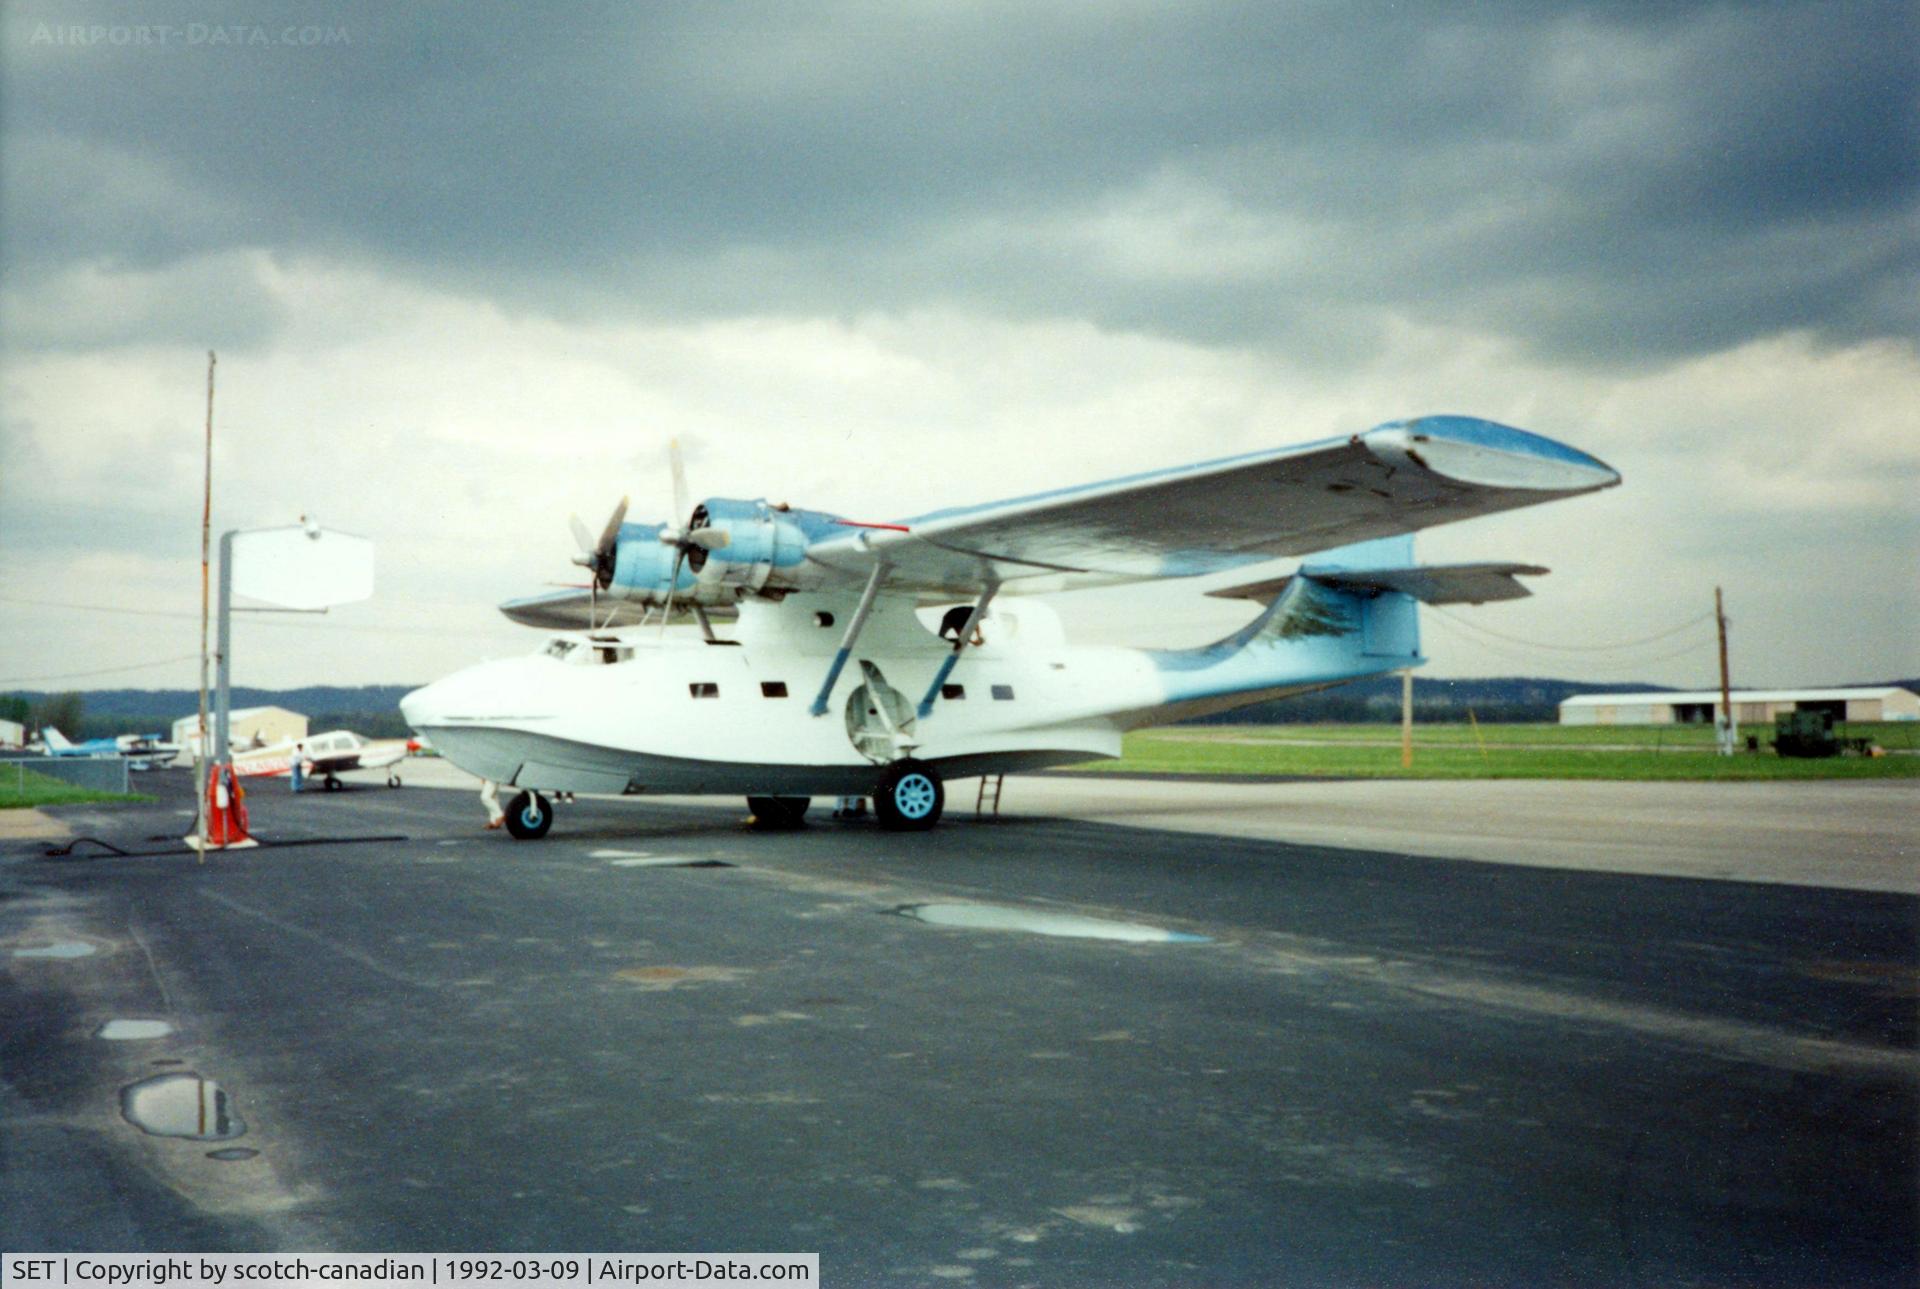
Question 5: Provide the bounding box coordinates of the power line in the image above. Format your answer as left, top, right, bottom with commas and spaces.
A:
0, 594, 513, 639
1428, 606, 1717, 654
1423, 612, 1716, 671
0, 654, 203, 686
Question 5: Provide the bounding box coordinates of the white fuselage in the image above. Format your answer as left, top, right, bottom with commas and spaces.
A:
401, 588, 1408, 799
402, 595, 1157, 796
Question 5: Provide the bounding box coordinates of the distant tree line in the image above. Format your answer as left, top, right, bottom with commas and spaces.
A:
2, 691, 87, 738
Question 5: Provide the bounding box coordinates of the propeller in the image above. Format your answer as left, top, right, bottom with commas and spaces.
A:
658, 439, 730, 559
569, 495, 628, 631
564, 442, 728, 639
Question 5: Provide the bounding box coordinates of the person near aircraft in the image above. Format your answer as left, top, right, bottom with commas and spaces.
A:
290, 742, 306, 793
481, 779, 505, 830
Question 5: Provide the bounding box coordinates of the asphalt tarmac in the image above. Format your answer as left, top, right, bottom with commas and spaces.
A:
2, 769, 1914, 1287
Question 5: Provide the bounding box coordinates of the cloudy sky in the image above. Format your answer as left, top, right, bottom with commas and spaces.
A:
2, 0, 1915, 698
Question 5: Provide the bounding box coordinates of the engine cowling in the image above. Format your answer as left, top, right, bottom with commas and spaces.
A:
607, 522, 699, 604
682, 498, 813, 594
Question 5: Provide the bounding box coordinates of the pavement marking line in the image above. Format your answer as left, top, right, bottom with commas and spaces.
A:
1223, 937, 1920, 1079
197, 888, 440, 991
1386, 971, 1920, 1079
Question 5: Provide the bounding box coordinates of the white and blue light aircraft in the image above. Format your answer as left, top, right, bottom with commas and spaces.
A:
39, 728, 181, 771
401, 416, 1619, 836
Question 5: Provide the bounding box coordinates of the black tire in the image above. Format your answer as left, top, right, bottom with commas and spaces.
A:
504, 790, 554, 840
387, 774, 402, 788
323, 775, 343, 792
746, 796, 811, 829
874, 760, 943, 831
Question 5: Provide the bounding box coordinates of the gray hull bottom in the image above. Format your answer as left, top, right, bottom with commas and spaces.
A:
417, 724, 1102, 797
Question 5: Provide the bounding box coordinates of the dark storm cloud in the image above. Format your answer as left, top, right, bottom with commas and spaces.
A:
3, 0, 1913, 363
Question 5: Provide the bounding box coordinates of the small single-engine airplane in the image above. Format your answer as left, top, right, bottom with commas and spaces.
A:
402, 415, 1619, 837
39, 728, 181, 771
228, 729, 416, 790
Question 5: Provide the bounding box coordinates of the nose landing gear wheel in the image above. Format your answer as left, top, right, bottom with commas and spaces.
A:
875, 759, 943, 831
504, 790, 554, 840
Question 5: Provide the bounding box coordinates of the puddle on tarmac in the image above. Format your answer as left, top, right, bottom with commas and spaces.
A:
97, 1019, 174, 1041
595, 850, 733, 868
206, 1147, 259, 1161
12, 940, 97, 959
892, 903, 1210, 944
120, 1073, 247, 1141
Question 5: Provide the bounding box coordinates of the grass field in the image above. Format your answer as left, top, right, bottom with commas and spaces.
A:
1069, 723, 1920, 780
0, 766, 149, 810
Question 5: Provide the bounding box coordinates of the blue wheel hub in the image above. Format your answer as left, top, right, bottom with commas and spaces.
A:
894, 773, 937, 819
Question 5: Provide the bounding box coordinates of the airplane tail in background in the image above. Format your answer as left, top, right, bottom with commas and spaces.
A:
41, 727, 73, 751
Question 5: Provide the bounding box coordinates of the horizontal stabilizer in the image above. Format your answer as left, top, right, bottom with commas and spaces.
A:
1208, 562, 1547, 606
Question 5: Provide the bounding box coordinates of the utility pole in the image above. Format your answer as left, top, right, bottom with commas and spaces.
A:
193, 351, 216, 854
1715, 585, 1734, 756
1400, 668, 1413, 768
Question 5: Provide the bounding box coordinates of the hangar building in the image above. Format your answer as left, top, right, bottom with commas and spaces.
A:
1559, 687, 1920, 726
171, 705, 309, 760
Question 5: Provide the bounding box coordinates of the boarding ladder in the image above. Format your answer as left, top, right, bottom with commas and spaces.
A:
975, 774, 1005, 819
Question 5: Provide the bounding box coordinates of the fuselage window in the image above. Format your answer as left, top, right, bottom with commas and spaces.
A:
761, 681, 789, 698
689, 682, 719, 699
814, 611, 835, 629
942, 683, 965, 700
991, 684, 1015, 701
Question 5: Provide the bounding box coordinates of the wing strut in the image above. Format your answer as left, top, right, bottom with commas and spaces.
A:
809, 561, 890, 716
916, 579, 998, 718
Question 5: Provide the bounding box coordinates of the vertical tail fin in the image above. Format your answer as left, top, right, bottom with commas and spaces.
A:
42, 727, 73, 751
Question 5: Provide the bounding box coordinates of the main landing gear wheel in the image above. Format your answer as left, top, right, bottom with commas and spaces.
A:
323, 774, 343, 792
875, 760, 943, 831
746, 796, 811, 830
504, 790, 554, 840
387, 773, 403, 788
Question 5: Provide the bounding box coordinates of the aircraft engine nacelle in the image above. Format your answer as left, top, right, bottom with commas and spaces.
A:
607, 522, 700, 605
684, 498, 812, 594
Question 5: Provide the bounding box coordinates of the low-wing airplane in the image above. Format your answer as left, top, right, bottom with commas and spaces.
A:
228, 729, 415, 790
401, 415, 1619, 837
39, 728, 181, 771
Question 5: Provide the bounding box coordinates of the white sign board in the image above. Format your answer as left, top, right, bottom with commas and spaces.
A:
231, 525, 375, 610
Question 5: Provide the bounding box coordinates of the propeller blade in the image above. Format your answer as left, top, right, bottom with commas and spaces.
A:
659, 548, 683, 641
596, 497, 629, 558
571, 496, 627, 588
669, 439, 691, 528
685, 527, 730, 551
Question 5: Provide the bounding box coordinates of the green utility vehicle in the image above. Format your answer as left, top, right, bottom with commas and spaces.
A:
1773, 710, 1875, 758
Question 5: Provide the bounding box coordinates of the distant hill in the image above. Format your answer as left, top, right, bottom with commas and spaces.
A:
13, 675, 1913, 738
1187, 675, 1672, 724
10, 685, 420, 740
14, 676, 1668, 735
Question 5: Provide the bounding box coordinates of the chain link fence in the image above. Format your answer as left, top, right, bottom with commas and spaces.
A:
2, 756, 131, 795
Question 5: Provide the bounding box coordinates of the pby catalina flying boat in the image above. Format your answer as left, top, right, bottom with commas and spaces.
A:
401, 416, 1619, 837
